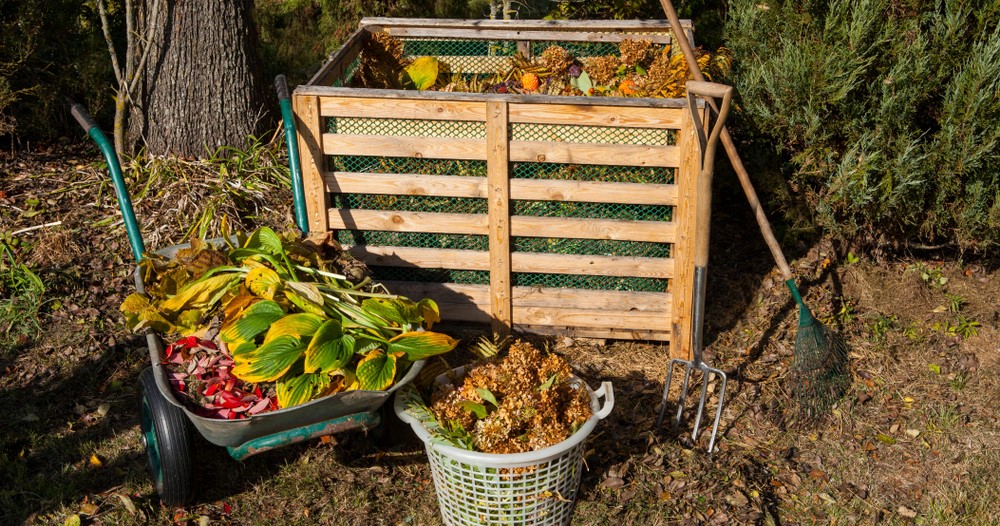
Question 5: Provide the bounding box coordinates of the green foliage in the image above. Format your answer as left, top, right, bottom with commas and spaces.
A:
0, 0, 116, 140
0, 241, 45, 349
727, 0, 1000, 252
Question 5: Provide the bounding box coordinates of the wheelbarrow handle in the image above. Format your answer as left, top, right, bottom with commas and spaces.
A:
274, 75, 309, 234
70, 103, 99, 134
69, 100, 146, 262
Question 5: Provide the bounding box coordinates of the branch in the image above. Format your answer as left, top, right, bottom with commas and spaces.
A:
126, 0, 162, 99
95, 0, 123, 84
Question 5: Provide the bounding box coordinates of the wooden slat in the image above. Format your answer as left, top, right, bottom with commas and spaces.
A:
380, 281, 670, 312
380, 27, 676, 44
517, 325, 671, 341
360, 17, 692, 32
508, 104, 685, 129
511, 216, 676, 243
487, 100, 512, 334
308, 27, 367, 86
330, 210, 487, 234
510, 141, 679, 167
511, 179, 678, 206
293, 95, 330, 233
322, 134, 485, 160
330, 211, 676, 243
326, 173, 487, 198
320, 97, 486, 121
295, 86, 691, 110
348, 246, 674, 278
324, 174, 677, 205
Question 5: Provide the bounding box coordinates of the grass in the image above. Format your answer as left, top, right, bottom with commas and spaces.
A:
0, 240, 45, 350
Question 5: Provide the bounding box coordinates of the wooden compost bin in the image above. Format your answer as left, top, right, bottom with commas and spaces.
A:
292, 18, 710, 359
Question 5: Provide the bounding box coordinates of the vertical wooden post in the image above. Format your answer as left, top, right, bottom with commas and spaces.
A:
293, 94, 330, 234
671, 103, 706, 360
486, 100, 512, 336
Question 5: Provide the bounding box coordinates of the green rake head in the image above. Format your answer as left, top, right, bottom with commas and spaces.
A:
787, 279, 851, 419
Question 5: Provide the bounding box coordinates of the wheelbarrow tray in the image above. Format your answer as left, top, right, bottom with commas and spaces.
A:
134, 240, 425, 448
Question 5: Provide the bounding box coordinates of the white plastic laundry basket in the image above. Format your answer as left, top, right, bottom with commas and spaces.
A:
395, 368, 614, 526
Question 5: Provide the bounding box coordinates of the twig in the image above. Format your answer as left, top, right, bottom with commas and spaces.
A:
12, 221, 63, 236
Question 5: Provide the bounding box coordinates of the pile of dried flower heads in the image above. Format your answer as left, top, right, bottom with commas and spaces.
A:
429, 341, 592, 454
352, 33, 732, 99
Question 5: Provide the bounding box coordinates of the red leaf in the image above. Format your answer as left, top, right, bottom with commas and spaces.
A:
204, 383, 220, 396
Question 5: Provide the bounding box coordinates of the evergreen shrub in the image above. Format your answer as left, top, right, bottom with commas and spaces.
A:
726, 0, 1000, 252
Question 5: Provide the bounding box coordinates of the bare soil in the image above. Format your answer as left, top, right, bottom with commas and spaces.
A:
2, 145, 998, 525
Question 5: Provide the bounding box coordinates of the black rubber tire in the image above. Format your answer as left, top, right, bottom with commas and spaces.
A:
138, 367, 195, 506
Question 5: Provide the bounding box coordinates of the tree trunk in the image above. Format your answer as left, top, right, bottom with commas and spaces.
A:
128, 0, 268, 157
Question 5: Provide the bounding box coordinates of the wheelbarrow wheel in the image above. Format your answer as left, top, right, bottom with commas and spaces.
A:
138, 367, 195, 506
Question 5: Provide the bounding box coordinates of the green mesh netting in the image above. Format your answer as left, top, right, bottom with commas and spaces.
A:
329, 117, 486, 139
512, 123, 674, 146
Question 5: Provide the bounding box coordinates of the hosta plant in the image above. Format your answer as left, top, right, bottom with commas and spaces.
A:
122, 226, 459, 412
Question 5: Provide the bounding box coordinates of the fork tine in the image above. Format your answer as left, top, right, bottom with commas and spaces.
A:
656, 359, 679, 429
673, 363, 693, 432
707, 368, 728, 454
691, 369, 710, 441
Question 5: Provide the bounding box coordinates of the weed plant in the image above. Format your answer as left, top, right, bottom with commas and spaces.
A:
0, 241, 45, 350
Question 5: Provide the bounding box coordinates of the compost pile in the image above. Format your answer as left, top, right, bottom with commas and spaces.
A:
352, 33, 732, 98
415, 341, 592, 454
120, 227, 458, 419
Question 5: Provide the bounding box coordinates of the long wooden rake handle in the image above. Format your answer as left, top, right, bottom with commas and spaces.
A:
659, 0, 794, 281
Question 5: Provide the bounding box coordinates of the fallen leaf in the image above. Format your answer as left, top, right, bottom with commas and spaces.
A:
898, 505, 917, 518
903, 396, 915, 404
116, 493, 137, 515
89, 454, 103, 467
602, 477, 625, 489
97, 403, 111, 417
818, 492, 836, 505
80, 501, 99, 515
928, 364, 941, 374
931, 305, 947, 313
876, 433, 896, 445
64, 515, 81, 526
905, 429, 921, 438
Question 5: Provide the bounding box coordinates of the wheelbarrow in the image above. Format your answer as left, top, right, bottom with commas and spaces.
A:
69, 76, 425, 506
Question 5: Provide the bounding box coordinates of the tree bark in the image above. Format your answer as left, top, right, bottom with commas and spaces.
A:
128, 0, 268, 157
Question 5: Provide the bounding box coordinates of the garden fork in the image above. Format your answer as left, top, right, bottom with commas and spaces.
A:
655, 81, 733, 454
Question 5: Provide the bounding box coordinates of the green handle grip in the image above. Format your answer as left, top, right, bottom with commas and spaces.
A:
275, 75, 309, 234
71, 102, 145, 262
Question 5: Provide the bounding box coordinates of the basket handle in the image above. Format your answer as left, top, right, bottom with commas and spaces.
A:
593, 381, 615, 420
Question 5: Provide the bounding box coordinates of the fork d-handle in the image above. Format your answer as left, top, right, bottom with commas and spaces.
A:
275, 75, 309, 234
70, 102, 146, 262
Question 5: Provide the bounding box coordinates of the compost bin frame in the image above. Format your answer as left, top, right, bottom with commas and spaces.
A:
291, 18, 710, 359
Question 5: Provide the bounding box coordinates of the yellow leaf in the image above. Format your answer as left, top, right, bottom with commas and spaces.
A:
404, 56, 439, 90
89, 454, 102, 467
160, 273, 239, 313
64, 515, 81, 526
245, 267, 281, 300
80, 501, 99, 515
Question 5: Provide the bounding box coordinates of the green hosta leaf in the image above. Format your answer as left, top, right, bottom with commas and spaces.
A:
304, 320, 356, 373
285, 280, 326, 315
404, 56, 439, 90
388, 331, 459, 361
361, 298, 410, 326
245, 226, 285, 256
160, 273, 239, 314
263, 312, 325, 344
355, 350, 401, 391
276, 372, 330, 408
229, 341, 257, 356
245, 266, 281, 300
570, 70, 593, 95
476, 388, 498, 408
221, 300, 285, 343
459, 401, 487, 419
232, 335, 305, 382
